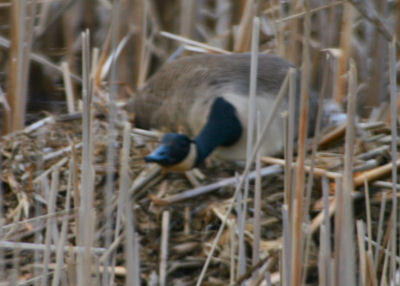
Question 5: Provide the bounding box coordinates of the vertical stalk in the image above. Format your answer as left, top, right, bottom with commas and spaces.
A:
388, 37, 398, 284
291, 1, 310, 285
103, 1, 120, 285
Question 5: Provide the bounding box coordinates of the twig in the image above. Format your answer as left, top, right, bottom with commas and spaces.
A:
262, 156, 342, 180
317, 124, 346, 148
0, 241, 105, 255
373, 181, 400, 190
357, 145, 390, 161
275, 1, 343, 23
43, 142, 83, 162
160, 31, 231, 54
348, 0, 399, 46
353, 159, 400, 187
33, 157, 68, 184
150, 165, 282, 205
234, 256, 271, 285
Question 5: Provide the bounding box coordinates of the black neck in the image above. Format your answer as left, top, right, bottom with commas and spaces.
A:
193, 97, 242, 166
193, 125, 226, 166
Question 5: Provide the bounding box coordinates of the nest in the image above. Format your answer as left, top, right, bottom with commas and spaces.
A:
0, 94, 398, 285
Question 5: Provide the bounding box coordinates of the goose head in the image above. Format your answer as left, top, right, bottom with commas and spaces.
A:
145, 96, 244, 172
145, 133, 198, 172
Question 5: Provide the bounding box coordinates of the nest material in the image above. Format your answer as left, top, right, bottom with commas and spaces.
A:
0, 102, 398, 284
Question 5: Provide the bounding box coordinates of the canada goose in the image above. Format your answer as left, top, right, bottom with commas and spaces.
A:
128, 53, 319, 172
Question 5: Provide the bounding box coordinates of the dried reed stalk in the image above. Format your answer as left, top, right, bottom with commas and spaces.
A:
129, 0, 146, 89
252, 113, 262, 270
349, 0, 397, 46
333, 176, 343, 282
159, 211, 170, 286
303, 54, 331, 224
320, 177, 332, 286
270, 0, 285, 57
380, 239, 390, 286
103, 2, 121, 284
77, 30, 95, 286
353, 159, 400, 187
287, 0, 302, 65
334, 2, 353, 104
388, 37, 398, 284
62, 61, 76, 114
137, 0, 149, 87
233, 0, 255, 52
4, 0, 26, 133
41, 170, 59, 286
180, 0, 196, 38
336, 60, 357, 286
368, 1, 388, 109
367, 250, 378, 286
356, 220, 367, 285
284, 68, 297, 213
160, 31, 231, 54
51, 160, 73, 286
237, 16, 260, 279
364, 179, 373, 255
215, 0, 231, 49
152, 165, 281, 205
229, 219, 236, 285
276, 1, 343, 23
291, 2, 311, 284
317, 124, 346, 148
282, 204, 291, 286
120, 122, 139, 286
375, 190, 387, 269
318, 225, 327, 285
236, 181, 244, 280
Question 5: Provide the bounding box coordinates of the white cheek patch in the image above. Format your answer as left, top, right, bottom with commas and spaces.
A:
164, 143, 197, 172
